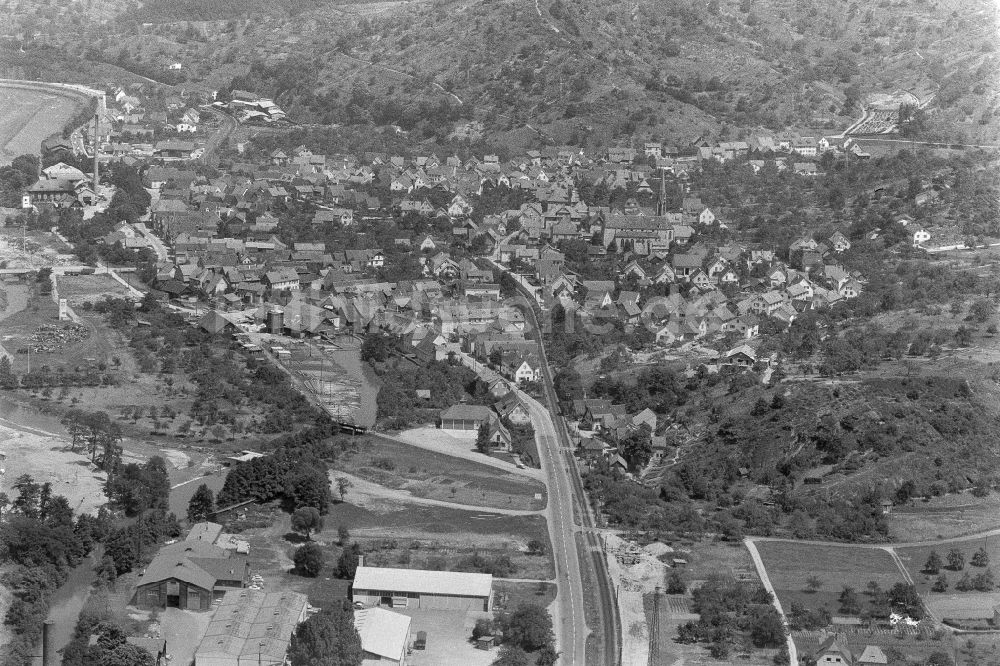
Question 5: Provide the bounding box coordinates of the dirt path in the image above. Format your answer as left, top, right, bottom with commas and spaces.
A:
329, 471, 542, 516
749, 527, 1000, 550
743, 538, 799, 665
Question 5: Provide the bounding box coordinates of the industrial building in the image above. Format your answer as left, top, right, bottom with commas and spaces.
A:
194, 589, 308, 666
354, 607, 412, 665
352, 566, 493, 611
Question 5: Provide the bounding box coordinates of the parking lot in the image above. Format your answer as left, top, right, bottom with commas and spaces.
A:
394, 609, 497, 666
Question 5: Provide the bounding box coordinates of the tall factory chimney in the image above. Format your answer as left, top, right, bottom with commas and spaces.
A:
92, 112, 100, 195
42, 620, 55, 666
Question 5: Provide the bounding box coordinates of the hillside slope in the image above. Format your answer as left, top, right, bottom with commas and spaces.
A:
1, 0, 996, 147
205, 0, 999, 147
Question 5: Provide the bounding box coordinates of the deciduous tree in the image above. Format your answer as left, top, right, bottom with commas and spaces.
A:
287, 603, 363, 666
924, 550, 942, 574
291, 507, 324, 540
947, 548, 965, 571
293, 542, 324, 577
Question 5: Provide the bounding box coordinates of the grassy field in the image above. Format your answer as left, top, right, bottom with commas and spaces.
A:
755, 542, 905, 617
889, 493, 1000, 541
924, 592, 1000, 621
898, 536, 1000, 598
227, 500, 554, 589
337, 435, 547, 511
56, 273, 133, 306
679, 540, 758, 583
0, 86, 81, 165
494, 579, 557, 611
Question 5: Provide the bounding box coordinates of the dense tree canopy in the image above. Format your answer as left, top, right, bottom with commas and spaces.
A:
287, 603, 363, 666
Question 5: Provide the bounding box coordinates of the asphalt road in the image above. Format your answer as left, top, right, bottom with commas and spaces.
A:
495, 263, 620, 666
517, 387, 589, 665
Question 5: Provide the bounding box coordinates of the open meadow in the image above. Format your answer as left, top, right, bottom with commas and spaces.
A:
219, 498, 554, 598
0, 417, 107, 515
335, 434, 547, 511
0, 86, 81, 164
898, 536, 1000, 622
754, 541, 905, 617
889, 492, 1000, 542
56, 273, 133, 307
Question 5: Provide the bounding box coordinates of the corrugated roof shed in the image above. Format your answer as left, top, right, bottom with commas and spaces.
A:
197, 589, 308, 665
353, 566, 493, 598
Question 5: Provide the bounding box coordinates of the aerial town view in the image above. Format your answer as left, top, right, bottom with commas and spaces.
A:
0, 0, 997, 665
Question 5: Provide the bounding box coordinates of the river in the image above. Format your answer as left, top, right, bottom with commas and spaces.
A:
36, 551, 99, 665
0, 395, 67, 435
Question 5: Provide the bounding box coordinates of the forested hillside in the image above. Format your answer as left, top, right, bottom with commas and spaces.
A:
2, 0, 995, 147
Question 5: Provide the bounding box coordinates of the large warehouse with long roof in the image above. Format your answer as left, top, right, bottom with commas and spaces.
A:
352, 565, 494, 611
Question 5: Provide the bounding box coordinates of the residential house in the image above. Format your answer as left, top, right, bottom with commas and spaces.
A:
264, 268, 300, 292
828, 231, 851, 252
814, 636, 853, 666
672, 253, 702, 278
726, 345, 757, 368
495, 392, 531, 424
857, 646, 888, 666
751, 291, 787, 316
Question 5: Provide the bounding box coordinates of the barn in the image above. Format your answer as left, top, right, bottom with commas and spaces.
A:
352, 566, 493, 611
132, 541, 249, 611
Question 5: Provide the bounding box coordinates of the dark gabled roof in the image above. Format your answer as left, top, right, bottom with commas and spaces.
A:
137, 541, 231, 591
157, 279, 188, 295
198, 310, 237, 335
671, 253, 703, 268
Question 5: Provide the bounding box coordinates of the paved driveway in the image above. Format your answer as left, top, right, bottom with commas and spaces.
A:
395, 609, 495, 666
